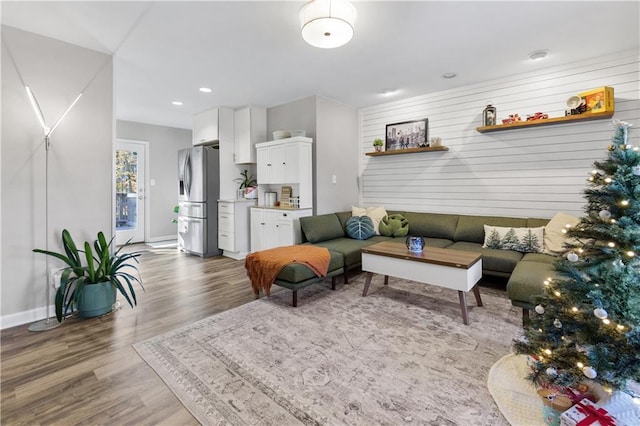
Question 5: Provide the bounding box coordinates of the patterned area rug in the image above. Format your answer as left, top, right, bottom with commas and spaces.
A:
134, 274, 522, 425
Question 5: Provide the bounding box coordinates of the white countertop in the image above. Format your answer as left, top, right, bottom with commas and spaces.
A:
218, 199, 257, 203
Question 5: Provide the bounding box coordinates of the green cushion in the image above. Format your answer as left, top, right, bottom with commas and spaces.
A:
403, 212, 459, 240
311, 236, 390, 268
300, 214, 344, 243
453, 215, 528, 244
335, 211, 353, 231
507, 261, 559, 306
275, 250, 344, 283
425, 238, 454, 248
447, 241, 523, 274
521, 253, 556, 264
346, 216, 376, 240
527, 218, 550, 228
379, 214, 409, 237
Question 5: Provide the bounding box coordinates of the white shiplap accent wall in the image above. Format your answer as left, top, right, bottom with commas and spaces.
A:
359, 50, 640, 219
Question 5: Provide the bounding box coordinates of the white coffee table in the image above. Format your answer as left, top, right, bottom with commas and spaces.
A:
361, 241, 483, 325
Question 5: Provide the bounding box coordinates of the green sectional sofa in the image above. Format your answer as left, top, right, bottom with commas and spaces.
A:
298, 211, 559, 320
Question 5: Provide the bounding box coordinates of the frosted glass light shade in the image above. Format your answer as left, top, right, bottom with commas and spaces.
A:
300, 0, 356, 49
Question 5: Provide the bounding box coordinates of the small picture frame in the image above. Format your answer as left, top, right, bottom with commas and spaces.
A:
385, 118, 428, 151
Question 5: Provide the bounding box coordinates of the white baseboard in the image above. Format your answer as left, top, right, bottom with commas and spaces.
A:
146, 235, 177, 243
222, 250, 249, 260
0, 304, 56, 330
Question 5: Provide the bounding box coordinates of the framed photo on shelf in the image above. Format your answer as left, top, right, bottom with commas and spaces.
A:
385, 118, 428, 151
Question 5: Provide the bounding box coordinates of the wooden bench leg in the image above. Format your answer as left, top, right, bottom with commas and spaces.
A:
331, 276, 336, 290
384, 275, 389, 285
343, 271, 349, 284
292, 290, 297, 307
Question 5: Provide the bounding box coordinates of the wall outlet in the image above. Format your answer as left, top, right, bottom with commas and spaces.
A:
49, 268, 64, 289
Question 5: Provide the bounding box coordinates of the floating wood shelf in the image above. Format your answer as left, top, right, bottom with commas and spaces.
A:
365, 146, 449, 156
476, 111, 614, 133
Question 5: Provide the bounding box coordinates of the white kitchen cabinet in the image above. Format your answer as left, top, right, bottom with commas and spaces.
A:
234, 106, 266, 164
256, 137, 310, 184
193, 107, 233, 146
218, 199, 256, 259
250, 207, 312, 252
255, 137, 312, 209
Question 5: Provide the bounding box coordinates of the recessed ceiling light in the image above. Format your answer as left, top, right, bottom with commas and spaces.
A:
381, 89, 397, 97
172, 101, 183, 106
199, 87, 212, 93
442, 72, 457, 79
530, 50, 550, 61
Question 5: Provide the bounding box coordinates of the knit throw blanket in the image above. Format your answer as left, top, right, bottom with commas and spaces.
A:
245, 245, 331, 296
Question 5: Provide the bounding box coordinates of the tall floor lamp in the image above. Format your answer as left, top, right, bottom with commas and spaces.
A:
27, 86, 83, 332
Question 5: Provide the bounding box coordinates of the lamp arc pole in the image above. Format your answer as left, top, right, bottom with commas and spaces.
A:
27, 86, 82, 332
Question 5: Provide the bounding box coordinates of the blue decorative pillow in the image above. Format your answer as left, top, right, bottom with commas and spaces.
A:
346, 216, 375, 240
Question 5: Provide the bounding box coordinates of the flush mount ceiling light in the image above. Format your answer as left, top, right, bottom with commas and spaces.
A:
172, 101, 183, 106
199, 87, 212, 93
381, 89, 398, 97
442, 72, 457, 79
530, 50, 550, 61
300, 0, 356, 49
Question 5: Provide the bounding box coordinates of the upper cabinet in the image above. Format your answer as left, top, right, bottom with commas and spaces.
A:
255, 137, 313, 209
234, 106, 266, 164
193, 107, 233, 146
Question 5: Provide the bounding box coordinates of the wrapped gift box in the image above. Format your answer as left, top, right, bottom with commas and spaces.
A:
560, 398, 616, 426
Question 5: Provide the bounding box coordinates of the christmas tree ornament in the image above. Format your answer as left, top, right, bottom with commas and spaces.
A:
632, 165, 640, 176
599, 210, 612, 220
535, 304, 545, 314
567, 252, 579, 262
583, 367, 597, 379
626, 251, 636, 257
607, 242, 616, 248
553, 318, 562, 328
594, 308, 608, 319
620, 199, 630, 206
546, 367, 558, 377
604, 177, 612, 183
608, 145, 615, 151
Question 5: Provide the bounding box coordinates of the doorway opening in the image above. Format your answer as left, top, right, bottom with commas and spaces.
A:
115, 139, 148, 245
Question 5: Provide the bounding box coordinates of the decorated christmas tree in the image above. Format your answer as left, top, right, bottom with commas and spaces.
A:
514, 120, 640, 394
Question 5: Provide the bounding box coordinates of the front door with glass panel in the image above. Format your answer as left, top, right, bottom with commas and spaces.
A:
115, 140, 146, 245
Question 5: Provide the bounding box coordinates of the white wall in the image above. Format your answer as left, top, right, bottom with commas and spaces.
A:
1, 26, 113, 327
267, 95, 359, 214
116, 120, 191, 241
315, 97, 359, 214
359, 50, 640, 219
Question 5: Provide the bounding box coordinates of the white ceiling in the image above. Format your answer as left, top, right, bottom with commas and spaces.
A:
2, 1, 639, 130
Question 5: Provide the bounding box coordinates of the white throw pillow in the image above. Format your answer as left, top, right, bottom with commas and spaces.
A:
483, 225, 545, 253
543, 212, 581, 255
352, 206, 388, 235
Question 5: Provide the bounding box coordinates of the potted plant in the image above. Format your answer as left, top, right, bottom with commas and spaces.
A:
33, 229, 144, 322
234, 169, 257, 198
373, 138, 384, 152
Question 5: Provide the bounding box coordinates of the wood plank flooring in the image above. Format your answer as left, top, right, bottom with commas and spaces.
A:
0, 246, 278, 425
1, 245, 507, 425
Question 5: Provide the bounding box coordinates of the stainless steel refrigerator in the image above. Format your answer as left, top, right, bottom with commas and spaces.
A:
177, 145, 221, 257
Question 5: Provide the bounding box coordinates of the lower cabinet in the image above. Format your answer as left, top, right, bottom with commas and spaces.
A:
218, 200, 255, 260
250, 208, 312, 252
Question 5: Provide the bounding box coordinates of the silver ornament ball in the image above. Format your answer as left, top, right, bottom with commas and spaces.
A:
599, 210, 612, 220
583, 366, 597, 379
567, 252, 579, 262
535, 305, 545, 315
594, 308, 608, 319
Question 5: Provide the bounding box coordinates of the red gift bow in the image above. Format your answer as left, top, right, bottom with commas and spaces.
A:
575, 400, 616, 426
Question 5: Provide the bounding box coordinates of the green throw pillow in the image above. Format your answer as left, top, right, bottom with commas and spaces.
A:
346, 216, 375, 240
379, 214, 409, 237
